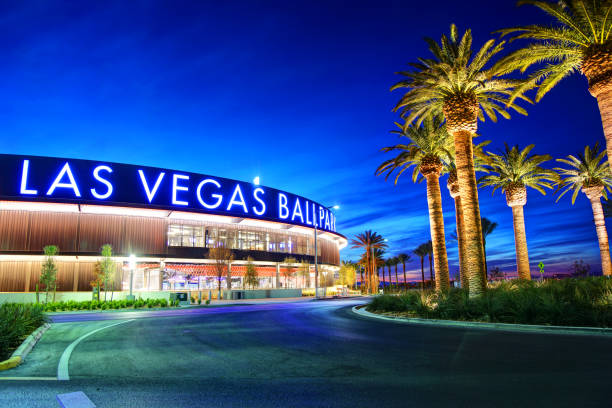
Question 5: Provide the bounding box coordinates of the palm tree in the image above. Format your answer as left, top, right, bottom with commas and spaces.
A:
495, 1, 612, 172
413, 244, 428, 290
555, 143, 612, 276
480, 217, 499, 279
392, 256, 400, 287
480, 144, 557, 279
350, 231, 387, 293
446, 140, 491, 290
376, 117, 451, 290
423, 240, 434, 288
392, 24, 530, 296
384, 258, 392, 290
397, 253, 410, 288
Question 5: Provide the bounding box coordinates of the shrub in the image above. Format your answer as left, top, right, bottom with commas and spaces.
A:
0, 303, 47, 360
367, 277, 612, 328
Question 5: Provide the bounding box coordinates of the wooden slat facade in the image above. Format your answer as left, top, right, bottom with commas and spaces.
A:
0, 209, 341, 292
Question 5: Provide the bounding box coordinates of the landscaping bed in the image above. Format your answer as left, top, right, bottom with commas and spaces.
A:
39, 298, 180, 312
0, 303, 47, 361
366, 277, 612, 328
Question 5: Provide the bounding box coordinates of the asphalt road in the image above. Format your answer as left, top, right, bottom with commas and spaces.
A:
1, 299, 611, 407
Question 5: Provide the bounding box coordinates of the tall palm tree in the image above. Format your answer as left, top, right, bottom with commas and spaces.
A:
397, 253, 410, 288
392, 256, 400, 286
385, 258, 393, 289
350, 231, 387, 293
376, 117, 451, 290
480, 217, 499, 279
392, 24, 530, 296
555, 144, 612, 276
413, 244, 428, 290
495, 1, 612, 171
480, 144, 557, 279
446, 140, 491, 290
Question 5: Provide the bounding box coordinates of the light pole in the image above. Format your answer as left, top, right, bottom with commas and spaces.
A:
128, 254, 136, 301
314, 204, 339, 299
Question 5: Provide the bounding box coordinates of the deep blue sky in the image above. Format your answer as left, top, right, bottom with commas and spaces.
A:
0, 1, 606, 280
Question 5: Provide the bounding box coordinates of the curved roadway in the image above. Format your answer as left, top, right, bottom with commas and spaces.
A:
1, 299, 610, 407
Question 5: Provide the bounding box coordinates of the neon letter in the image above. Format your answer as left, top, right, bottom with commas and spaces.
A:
227, 184, 248, 213
196, 179, 223, 209
138, 170, 165, 203
47, 162, 81, 197
324, 209, 331, 230
20, 160, 38, 195
172, 174, 189, 206
278, 193, 289, 219
252, 187, 266, 215
305, 200, 312, 225
292, 198, 304, 223
90, 165, 113, 199
319, 205, 324, 228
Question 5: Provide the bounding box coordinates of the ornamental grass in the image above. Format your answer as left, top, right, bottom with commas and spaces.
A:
0, 303, 47, 361
367, 277, 612, 328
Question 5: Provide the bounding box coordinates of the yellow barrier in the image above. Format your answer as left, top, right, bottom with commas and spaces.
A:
0, 356, 22, 371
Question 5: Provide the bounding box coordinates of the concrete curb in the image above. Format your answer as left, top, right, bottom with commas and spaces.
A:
351, 306, 612, 337
0, 322, 51, 371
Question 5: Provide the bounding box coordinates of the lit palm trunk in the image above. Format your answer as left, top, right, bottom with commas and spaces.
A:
582, 47, 612, 174
447, 115, 486, 296
448, 177, 469, 290
422, 161, 450, 291
506, 187, 531, 280
583, 186, 612, 276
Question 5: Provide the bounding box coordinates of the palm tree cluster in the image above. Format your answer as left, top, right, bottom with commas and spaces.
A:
368, 1, 612, 298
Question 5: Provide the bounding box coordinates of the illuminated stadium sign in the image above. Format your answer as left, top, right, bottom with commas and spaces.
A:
0, 154, 337, 233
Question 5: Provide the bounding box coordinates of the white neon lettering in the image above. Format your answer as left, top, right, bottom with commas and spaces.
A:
46, 162, 81, 197
312, 203, 317, 226
279, 193, 289, 219
90, 165, 113, 199
172, 174, 189, 206
196, 178, 223, 209
305, 200, 312, 225
319, 205, 324, 228
227, 184, 248, 213
20, 160, 38, 195
291, 198, 304, 223
138, 170, 165, 203
252, 188, 266, 215
324, 210, 331, 230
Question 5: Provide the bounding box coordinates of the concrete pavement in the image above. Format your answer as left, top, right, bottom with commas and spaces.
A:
1, 298, 610, 407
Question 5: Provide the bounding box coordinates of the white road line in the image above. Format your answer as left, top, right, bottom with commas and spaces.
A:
57, 319, 135, 381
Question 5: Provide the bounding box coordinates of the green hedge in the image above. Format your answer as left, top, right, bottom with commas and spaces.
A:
367, 277, 612, 327
0, 303, 47, 361
40, 298, 178, 312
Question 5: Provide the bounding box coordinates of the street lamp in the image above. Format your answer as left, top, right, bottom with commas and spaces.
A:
128, 254, 136, 301
253, 176, 260, 185
314, 204, 339, 299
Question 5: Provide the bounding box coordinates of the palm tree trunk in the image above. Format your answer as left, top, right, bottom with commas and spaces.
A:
420, 258, 425, 291
402, 261, 407, 289
453, 195, 469, 290
424, 173, 450, 290
394, 264, 398, 287
596, 90, 612, 173
382, 267, 386, 290
453, 131, 486, 296
428, 254, 433, 289
510, 204, 531, 280
585, 189, 612, 276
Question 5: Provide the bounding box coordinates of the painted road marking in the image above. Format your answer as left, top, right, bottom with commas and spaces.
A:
57, 391, 96, 407
0, 376, 57, 380
57, 319, 135, 381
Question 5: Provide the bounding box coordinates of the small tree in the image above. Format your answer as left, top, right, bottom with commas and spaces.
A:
99, 244, 115, 301
208, 245, 234, 299
571, 260, 591, 278
40, 245, 59, 303
283, 257, 297, 288
244, 256, 258, 290
338, 261, 356, 288
90, 261, 103, 301
298, 261, 310, 288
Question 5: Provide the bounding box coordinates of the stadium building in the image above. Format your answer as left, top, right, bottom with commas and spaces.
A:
0, 154, 346, 298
